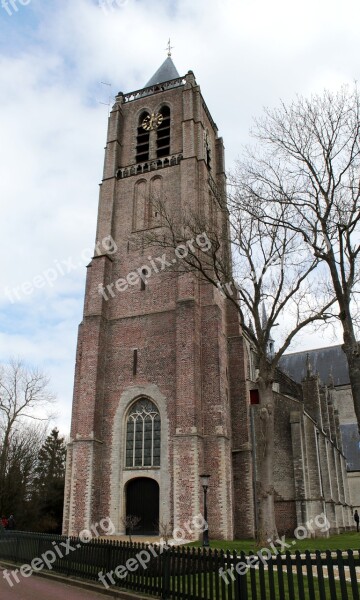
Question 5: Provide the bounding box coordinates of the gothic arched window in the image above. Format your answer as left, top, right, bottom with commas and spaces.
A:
136, 111, 150, 163
156, 106, 170, 158
133, 179, 147, 230
125, 399, 161, 468
149, 176, 163, 226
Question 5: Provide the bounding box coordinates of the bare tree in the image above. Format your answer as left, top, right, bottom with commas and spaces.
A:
144, 195, 335, 541
120, 514, 141, 543
157, 518, 173, 543
2, 423, 47, 524
0, 358, 55, 513
235, 84, 360, 433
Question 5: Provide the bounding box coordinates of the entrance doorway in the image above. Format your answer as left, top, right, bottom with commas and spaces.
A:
125, 477, 159, 536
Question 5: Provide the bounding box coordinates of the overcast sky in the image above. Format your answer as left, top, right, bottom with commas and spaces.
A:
0, 0, 359, 434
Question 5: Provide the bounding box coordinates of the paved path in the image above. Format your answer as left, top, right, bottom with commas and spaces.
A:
0, 568, 108, 600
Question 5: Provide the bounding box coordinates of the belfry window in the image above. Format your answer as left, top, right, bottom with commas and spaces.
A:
156, 106, 170, 158
126, 399, 161, 468
136, 112, 150, 163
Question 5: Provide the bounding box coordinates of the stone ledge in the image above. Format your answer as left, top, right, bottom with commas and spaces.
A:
116, 153, 183, 180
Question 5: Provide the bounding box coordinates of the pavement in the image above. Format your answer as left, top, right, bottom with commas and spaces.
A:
0, 568, 108, 600
0, 566, 150, 600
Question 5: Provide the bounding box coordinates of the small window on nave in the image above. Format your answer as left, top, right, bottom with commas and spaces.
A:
156, 106, 170, 158
136, 111, 150, 163
205, 130, 212, 170
125, 398, 161, 468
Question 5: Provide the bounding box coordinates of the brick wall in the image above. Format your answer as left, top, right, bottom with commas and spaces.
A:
63, 70, 243, 539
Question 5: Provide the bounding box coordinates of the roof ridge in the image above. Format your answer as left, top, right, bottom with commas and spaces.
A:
284, 343, 342, 356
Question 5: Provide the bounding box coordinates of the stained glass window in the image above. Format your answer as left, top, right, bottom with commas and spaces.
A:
126, 399, 161, 468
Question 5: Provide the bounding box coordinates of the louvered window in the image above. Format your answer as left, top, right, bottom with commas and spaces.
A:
156, 106, 170, 158
136, 112, 150, 163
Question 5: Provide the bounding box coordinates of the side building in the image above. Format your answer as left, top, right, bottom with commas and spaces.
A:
243, 332, 353, 535
280, 345, 360, 517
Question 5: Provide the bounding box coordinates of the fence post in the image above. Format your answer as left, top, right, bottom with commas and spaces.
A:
14, 534, 20, 564
336, 549, 349, 600
315, 550, 326, 600
347, 549, 360, 600
236, 550, 248, 600
161, 548, 170, 600
325, 549, 337, 599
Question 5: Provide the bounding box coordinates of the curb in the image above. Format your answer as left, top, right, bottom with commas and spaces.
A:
0, 561, 154, 599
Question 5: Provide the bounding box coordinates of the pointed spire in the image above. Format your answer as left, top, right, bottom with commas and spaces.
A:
145, 56, 180, 87
306, 353, 312, 378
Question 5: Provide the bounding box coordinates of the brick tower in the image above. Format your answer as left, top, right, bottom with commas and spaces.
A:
63, 55, 254, 539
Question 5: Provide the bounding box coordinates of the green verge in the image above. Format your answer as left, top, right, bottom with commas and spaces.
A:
187, 532, 360, 552
168, 571, 355, 600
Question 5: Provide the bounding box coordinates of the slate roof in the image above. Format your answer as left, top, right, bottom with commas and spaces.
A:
145, 57, 180, 87
341, 424, 360, 471
279, 344, 349, 386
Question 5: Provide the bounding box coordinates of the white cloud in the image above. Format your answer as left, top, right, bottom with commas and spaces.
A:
1, 0, 359, 432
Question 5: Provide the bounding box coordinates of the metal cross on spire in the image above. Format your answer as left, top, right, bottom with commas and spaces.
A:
166, 38, 174, 57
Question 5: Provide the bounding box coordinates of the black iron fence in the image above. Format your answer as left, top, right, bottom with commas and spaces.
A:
0, 531, 359, 599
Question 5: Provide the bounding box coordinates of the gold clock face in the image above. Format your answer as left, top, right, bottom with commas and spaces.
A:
142, 112, 164, 131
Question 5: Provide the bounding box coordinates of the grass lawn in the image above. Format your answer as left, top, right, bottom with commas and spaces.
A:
169, 570, 355, 600
188, 531, 360, 553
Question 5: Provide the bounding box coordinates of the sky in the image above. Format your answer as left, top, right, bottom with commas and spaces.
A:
0, 0, 359, 434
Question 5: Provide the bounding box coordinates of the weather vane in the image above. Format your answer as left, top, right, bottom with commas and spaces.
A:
166, 38, 174, 57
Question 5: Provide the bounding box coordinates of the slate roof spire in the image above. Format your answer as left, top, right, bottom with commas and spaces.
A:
145, 55, 180, 87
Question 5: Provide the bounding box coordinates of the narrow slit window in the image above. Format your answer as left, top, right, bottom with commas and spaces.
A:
133, 349, 138, 375
136, 112, 150, 163
140, 270, 147, 291
156, 106, 170, 158
206, 141, 211, 169
205, 130, 212, 170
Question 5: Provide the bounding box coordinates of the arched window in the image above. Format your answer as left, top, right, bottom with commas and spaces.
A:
156, 106, 170, 158
149, 176, 163, 227
126, 399, 161, 468
136, 111, 150, 163
133, 179, 147, 230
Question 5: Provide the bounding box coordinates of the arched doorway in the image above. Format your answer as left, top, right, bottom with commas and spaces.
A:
126, 478, 159, 536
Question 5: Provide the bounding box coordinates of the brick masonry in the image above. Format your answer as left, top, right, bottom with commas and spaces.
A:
63, 69, 242, 540
63, 65, 354, 540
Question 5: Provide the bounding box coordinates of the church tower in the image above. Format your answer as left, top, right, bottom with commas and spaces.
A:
63, 55, 254, 539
